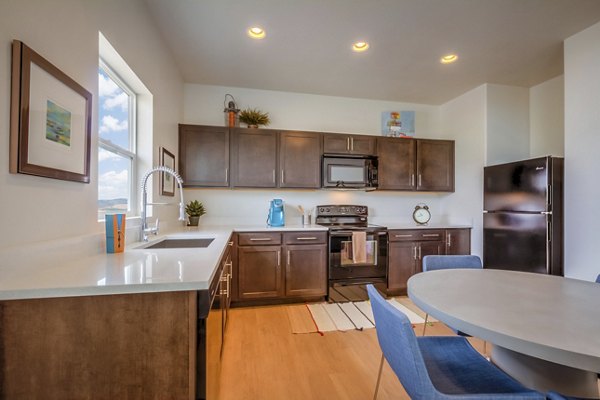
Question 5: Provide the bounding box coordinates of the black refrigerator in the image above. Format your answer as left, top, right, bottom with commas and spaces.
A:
483, 156, 563, 276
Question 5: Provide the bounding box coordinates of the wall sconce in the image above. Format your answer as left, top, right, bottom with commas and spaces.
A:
224, 94, 240, 127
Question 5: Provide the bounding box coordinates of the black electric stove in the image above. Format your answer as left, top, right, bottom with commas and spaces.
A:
316, 205, 388, 287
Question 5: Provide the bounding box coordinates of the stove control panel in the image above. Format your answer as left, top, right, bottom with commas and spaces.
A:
316, 205, 368, 217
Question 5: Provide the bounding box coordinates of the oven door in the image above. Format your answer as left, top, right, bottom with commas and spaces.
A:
329, 231, 387, 284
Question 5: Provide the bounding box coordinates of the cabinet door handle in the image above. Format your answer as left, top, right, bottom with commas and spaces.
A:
422, 234, 440, 238
281, 169, 285, 184
225, 168, 228, 183
228, 241, 234, 246
411, 174, 415, 186
287, 250, 291, 267
418, 174, 422, 186
277, 251, 281, 267
447, 233, 452, 247
296, 237, 317, 240
418, 246, 422, 259
347, 137, 350, 151
394, 234, 413, 238
413, 246, 417, 260
351, 137, 354, 151
250, 237, 272, 241
272, 169, 276, 183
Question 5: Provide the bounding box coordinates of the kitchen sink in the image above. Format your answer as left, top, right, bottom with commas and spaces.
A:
140, 238, 215, 249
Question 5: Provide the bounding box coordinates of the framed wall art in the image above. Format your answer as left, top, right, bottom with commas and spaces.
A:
159, 147, 176, 196
10, 40, 92, 183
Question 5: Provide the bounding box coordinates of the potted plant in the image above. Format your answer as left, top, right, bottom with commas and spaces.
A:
185, 200, 206, 226
238, 108, 270, 128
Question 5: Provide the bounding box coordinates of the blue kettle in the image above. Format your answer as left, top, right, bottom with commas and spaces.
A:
267, 199, 285, 227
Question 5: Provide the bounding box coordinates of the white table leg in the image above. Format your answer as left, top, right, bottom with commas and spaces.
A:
491, 345, 599, 398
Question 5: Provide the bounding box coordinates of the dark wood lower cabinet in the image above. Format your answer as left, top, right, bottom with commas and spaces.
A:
387, 241, 417, 293
235, 232, 327, 304
387, 228, 470, 295
0, 291, 197, 400
237, 245, 283, 299
445, 228, 472, 255
285, 244, 327, 297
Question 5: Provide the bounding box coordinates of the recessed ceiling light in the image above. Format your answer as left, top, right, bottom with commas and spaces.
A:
352, 41, 370, 52
440, 54, 458, 64
247, 26, 266, 39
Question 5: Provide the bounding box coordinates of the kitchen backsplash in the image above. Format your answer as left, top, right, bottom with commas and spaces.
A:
183, 188, 462, 226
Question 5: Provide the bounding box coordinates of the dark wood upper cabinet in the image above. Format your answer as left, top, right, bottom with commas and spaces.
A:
279, 131, 322, 188
177, 124, 453, 192
231, 128, 278, 188
417, 139, 455, 192
377, 137, 416, 190
179, 124, 229, 187
377, 137, 454, 192
323, 133, 376, 155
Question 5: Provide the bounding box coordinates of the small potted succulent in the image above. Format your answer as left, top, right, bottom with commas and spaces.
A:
185, 200, 206, 226
238, 108, 270, 128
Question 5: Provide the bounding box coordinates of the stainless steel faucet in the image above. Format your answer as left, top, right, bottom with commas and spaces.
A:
140, 166, 186, 242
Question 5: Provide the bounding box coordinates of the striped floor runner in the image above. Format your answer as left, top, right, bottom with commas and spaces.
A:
287, 298, 430, 334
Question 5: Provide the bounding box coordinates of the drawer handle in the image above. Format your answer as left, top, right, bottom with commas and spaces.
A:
422, 234, 440, 237
296, 237, 317, 240
394, 234, 413, 238
250, 238, 273, 241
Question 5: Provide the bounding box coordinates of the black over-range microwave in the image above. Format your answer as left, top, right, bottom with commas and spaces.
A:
322, 155, 378, 190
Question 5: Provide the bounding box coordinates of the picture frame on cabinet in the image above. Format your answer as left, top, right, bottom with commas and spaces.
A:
381, 111, 415, 137
9, 40, 92, 183
160, 147, 176, 196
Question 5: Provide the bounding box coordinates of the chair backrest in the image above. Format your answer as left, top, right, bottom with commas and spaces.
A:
366, 284, 435, 398
422, 255, 482, 272
595, 274, 600, 283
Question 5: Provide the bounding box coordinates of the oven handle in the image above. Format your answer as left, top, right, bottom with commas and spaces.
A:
330, 231, 387, 236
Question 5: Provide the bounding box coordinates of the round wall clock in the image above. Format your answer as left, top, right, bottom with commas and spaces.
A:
413, 204, 431, 225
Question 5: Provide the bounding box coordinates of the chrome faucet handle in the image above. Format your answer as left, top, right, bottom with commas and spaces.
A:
144, 218, 159, 235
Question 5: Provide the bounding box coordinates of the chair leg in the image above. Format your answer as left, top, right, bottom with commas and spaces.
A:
373, 353, 385, 400
422, 314, 429, 336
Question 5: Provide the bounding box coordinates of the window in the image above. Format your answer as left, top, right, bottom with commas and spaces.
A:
97, 60, 137, 221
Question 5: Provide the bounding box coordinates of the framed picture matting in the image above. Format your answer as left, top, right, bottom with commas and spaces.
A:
10, 40, 92, 183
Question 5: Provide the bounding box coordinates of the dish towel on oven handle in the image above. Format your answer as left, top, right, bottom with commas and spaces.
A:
352, 231, 367, 264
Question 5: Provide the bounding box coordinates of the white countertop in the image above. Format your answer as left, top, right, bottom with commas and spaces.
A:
0, 222, 469, 301
0, 224, 327, 301
385, 223, 472, 230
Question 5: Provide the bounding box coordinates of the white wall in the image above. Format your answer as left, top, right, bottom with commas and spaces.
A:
564, 21, 600, 280
183, 84, 464, 227
486, 84, 530, 165
0, 0, 183, 250
530, 75, 564, 157
439, 85, 487, 256
184, 84, 440, 136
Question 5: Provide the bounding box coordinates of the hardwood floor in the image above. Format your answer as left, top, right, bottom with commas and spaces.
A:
219, 303, 485, 399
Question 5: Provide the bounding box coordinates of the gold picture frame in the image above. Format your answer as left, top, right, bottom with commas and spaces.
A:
10, 40, 92, 183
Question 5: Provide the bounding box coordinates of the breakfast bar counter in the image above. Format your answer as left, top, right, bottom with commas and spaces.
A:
0, 224, 328, 301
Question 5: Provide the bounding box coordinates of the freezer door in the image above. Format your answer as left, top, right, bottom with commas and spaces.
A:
484, 157, 549, 212
483, 212, 549, 274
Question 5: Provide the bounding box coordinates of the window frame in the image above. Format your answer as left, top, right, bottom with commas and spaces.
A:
98, 58, 138, 220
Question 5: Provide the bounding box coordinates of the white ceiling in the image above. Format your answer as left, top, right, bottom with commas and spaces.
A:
144, 0, 600, 105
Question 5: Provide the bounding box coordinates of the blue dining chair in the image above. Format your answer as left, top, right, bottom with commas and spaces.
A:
546, 390, 598, 400
367, 284, 544, 400
421, 255, 483, 336
595, 274, 600, 283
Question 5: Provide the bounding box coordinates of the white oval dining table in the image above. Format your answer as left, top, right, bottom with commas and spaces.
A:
408, 269, 600, 397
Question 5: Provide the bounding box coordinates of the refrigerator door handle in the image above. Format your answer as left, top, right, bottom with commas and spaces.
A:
546, 216, 552, 274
